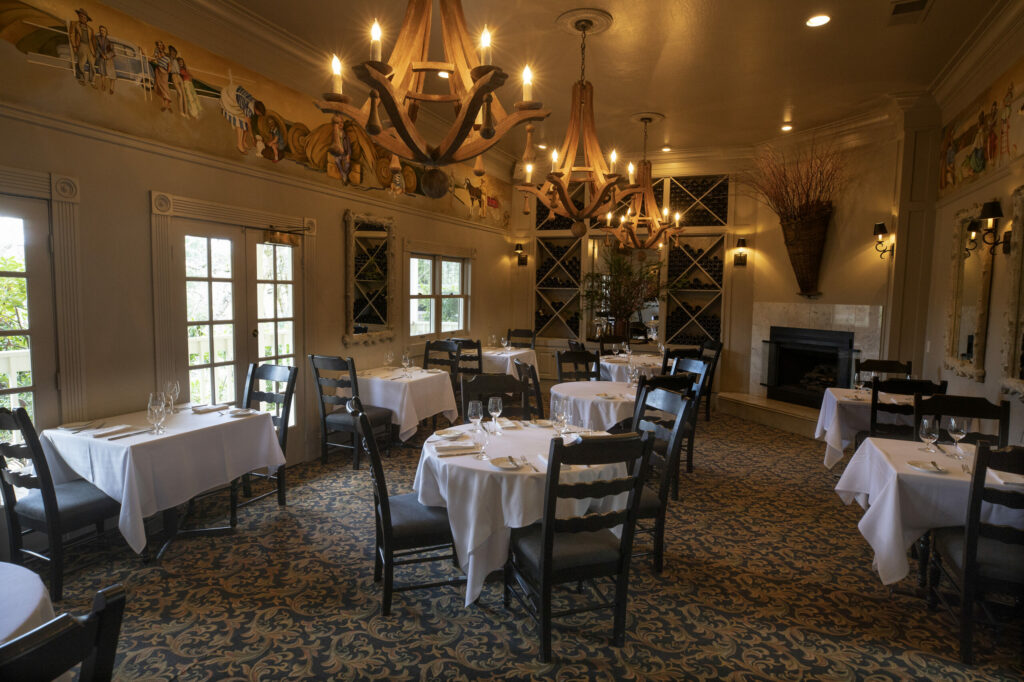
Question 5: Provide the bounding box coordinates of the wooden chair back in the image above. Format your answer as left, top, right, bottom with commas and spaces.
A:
506, 328, 536, 349
855, 358, 912, 378
567, 340, 586, 352
660, 347, 700, 375
0, 408, 58, 559
869, 377, 946, 439
598, 335, 629, 356
461, 373, 532, 420
346, 397, 393, 536
913, 394, 1010, 447
513, 359, 545, 419
556, 350, 599, 382
308, 354, 358, 424
450, 338, 483, 376
242, 362, 298, 451
632, 389, 692, 509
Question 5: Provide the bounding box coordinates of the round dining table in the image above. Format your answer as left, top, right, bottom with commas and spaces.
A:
413, 422, 625, 605
0, 561, 57, 644
599, 353, 662, 382
550, 380, 637, 431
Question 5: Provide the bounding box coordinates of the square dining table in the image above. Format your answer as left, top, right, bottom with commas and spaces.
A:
40, 407, 285, 554
480, 347, 538, 376
815, 387, 913, 469
353, 366, 459, 441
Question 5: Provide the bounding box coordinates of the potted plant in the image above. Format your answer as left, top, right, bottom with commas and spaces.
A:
747, 142, 843, 297
581, 247, 663, 339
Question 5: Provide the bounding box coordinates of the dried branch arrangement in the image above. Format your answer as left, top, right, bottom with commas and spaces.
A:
747, 142, 844, 221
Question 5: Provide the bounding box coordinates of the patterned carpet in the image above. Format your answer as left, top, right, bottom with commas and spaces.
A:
31, 414, 1024, 680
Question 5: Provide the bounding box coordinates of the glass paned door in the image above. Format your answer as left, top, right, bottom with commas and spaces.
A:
249, 237, 298, 426
0, 197, 57, 440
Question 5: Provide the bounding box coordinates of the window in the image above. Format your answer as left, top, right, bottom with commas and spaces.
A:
409, 254, 468, 336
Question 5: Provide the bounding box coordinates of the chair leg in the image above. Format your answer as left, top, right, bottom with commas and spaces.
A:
229, 479, 239, 527
705, 392, 711, 421
653, 514, 666, 573
351, 432, 361, 470
373, 521, 383, 583
50, 541, 64, 602
320, 436, 328, 465
686, 435, 695, 474
540, 584, 553, 663
382, 552, 394, 616
276, 465, 286, 506
612, 574, 629, 647
927, 553, 941, 611
916, 532, 930, 589
960, 595, 975, 664
503, 562, 512, 609
242, 473, 252, 498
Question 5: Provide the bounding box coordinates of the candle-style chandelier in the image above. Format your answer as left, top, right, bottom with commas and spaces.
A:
317, 0, 549, 198
515, 9, 624, 237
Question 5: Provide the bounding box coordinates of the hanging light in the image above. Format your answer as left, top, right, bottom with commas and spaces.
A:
317, 0, 549, 198
605, 114, 674, 250
516, 9, 621, 237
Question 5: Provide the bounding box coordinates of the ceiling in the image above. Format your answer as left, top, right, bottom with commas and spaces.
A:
122, 0, 1003, 158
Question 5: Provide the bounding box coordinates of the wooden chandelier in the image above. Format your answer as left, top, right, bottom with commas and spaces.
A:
316, 0, 550, 198
604, 115, 675, 250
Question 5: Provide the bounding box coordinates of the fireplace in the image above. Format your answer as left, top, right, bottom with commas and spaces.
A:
763, 326, 857, 407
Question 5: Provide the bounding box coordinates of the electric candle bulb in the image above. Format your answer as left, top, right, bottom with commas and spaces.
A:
662, 207, 669, 219
525, 163, 533, 184
674, 211, 680, 227
609, 150, 617, 173
551, 149, 558, 172
331, 55, 343, 94
480, 27, 492, 66
606, 211, 612, 226
627, 162, 635, 185
371, 20, 382, 61
522, 66, 532, 101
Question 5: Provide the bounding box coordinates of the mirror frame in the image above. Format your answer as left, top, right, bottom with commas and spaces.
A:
944, 208, 993, 382
344, 209, 397, 346
1001, 184, 1024, 397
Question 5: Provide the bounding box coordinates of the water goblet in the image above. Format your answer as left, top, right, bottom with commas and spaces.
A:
488, 396, 503, 434
918, 416, 939, 453
499, 337, 508, 353
383, 350, 394, 367
163, 380, 181, 412
853, 371, 866, 397
467, 400, 484, 432
401, 350, 411, 378
473, 427, 490, 461
148, 392, 166, 434
947, 416, 968, 457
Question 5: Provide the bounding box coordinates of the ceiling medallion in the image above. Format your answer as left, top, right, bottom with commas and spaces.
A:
317, 0, 550, 198
516, 9, 623, 237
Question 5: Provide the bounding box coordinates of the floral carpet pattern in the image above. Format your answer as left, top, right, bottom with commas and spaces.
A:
35, 415, 1024, 680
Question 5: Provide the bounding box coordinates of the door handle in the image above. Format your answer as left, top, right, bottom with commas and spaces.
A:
252, 329, 258, 338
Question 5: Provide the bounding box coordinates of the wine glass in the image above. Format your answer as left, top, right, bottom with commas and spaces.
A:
473, 426, 490, 461
488, 396, 503, 434
624, 342, 632, 361
467, 400, 484, 432
383, 350, 394, 367
853, 371, 866, 397
489, 333, 498, 348
499, 337, 508, 353
148, 392, 166, 434
551, 396, 566, 438
947, 416, 968, 456
401, 350, 411, 377
163, 380, 181, 412
919, 416, 939, 453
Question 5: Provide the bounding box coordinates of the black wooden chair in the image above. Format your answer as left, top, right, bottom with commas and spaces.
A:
567, 340, 586, 352
0, 583, 126, 681
555, 349, 599, 382
347, 397, 464, 615
927, 443, 1024, 664
460, 373, 533, 420
513, 359, 545, 419
423, 339, 461, 428
855, 377, 947, 448
309, 355, 393, 470
631, 388, 692, 573
598, 335, 629, 356
507, 328, 536, 349
854, 358, 912, 379
0, 408, 120, 602
234, 362, 298, 513
660, 347, 700, 375
450, 338, 483, 377
912, 394, 1010, 448
503, 431, 653, 662
647, 365, 705, 494
698, 340, 724, 421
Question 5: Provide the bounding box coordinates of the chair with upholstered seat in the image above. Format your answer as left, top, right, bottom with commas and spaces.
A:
507, 328, 536, 349
347, 397, 464, 615
461, 373, 533, 420
0, 408, 120, 602
0, 583, 126, 681
927, 443, 1024, 664
556, 349, 599, 382
854, 358, 912, 379
234, 363, 297, 512
503, 431, 653, 662
912, 394, 1010, 448
631, 387, 692, 572
697, 340, 723, 421
309, 355, 393, 470
669, 357, 710, 484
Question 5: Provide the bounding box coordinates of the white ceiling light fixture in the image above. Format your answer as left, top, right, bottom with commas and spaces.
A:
806, 14, 830, 27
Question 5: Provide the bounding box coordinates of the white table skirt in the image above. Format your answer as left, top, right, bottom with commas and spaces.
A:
834, 438, 1024, 585
354, 367, 459, 440
815, 388, 913, 469
0, 562, 56, 643
413, 423, 625, 605
41, 409, 285, 553
550, 381, 636, 431
599, 354, 661, 382
481, 347, 537, 376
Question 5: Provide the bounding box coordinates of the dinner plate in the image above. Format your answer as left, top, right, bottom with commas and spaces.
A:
526, 419, 552, 428
433, 428, 462, 440
229, 408, 259, 417
424, 368, 445, 374
907, 460, 947, 474
489, 456, 521, 470
596, 392, 625, 399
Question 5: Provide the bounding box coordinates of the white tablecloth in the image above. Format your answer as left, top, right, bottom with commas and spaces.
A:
481, 347, 538, 376
834, 438, 1024, 585
413, 423, 625, 605
550, 381, 636, 431
0, 562, 56, 643
815, 388, 913, 469
599, 354, 661, 382
354, 367, 459, 440
41, 409, 285, 553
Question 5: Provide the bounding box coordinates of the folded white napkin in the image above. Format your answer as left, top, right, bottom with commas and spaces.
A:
991, 469, 1024, 487
434, 443, 479, 455
90, 424, 133, 438
496, 417, 520, 429
192, 404, 229, 413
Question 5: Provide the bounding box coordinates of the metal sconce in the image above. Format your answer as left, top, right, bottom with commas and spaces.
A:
514, 242, 528, 266
733, 238, 748, 266
873, 222, 894, 259
964, 219, 981, 257
979, 199, 1011, 254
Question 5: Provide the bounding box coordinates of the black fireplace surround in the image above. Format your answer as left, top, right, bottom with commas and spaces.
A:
763, 326, 856, 408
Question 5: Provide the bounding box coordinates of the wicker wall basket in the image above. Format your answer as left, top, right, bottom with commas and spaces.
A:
780, 201, 833, 297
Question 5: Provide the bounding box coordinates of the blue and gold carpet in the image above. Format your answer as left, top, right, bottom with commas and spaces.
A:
41, 415, 1024, 679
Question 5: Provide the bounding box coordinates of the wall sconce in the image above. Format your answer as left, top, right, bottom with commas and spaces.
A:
873, 222, 894, 259
734, 238, 748, 267
514, 242, 528, 266
979, 199, 1011, 253
962, 219, 981, 257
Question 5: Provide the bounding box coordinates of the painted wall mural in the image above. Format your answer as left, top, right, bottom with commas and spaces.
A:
0, 1, 511, 228
940, 54, 1024, 197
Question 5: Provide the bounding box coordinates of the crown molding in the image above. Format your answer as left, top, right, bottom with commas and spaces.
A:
930, 0, 1024, 117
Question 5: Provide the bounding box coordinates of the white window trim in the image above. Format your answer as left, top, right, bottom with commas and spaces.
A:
404, 238, 475, 340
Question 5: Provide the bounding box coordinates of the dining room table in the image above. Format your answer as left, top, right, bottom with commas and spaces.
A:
815, 387, 914, 469
353, 366, 459, 440
413, 421, 626, 605
599, 352, 662, 382
834, 437, 1024, 585
549, 380, 637, 432
0, 562, 73, 680
40, 405, 285, 554
480, 346, 538, 376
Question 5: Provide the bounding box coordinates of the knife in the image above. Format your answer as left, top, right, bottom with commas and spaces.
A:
71, 420, 104, 434
934, 443, 947, 455
108, 429, 154, 440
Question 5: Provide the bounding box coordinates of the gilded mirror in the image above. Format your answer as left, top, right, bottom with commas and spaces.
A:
344, 210, 396, 345
944, 208, 993, 381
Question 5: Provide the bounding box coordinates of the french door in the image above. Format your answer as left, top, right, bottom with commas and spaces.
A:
169, 221, 302, 447
0, 196, 58, 436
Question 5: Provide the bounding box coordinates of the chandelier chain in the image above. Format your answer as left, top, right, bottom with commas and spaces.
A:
579, 26, 587, 84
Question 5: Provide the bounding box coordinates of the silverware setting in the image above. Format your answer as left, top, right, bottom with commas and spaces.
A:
518, 456, 539, 472
71, 420, 105, 434
930, 460, 945, 472
438, 450, 481, 458
108, 429, 154, 441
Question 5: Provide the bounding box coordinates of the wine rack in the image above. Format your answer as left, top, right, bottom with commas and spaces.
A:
353, 231, 388, 326
534, 235, 583, 339
664, 233, 724, 345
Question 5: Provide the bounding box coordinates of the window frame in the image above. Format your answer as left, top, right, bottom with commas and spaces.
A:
408, 252, 470, 337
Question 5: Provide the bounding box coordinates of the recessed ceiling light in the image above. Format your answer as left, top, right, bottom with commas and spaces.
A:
661, 146, 671, 152
438, 71, 449, 79
537, 144, 547, 149
781, 124, 793, 132
806, 15, 830, 27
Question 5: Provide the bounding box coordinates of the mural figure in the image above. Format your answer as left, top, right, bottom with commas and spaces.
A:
176, 58, 201, 118
152, 40, 172, 111
68, 8, 95, 85
219, 74, 265, 154
1000, 83, 1015, 159
464, 178, 484, 214
167, 45, 186, 116
329, 114, 352, 183
93, 25, 115, 93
